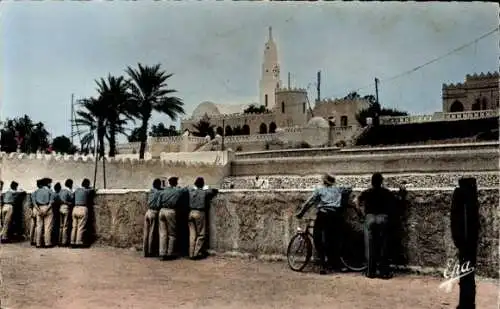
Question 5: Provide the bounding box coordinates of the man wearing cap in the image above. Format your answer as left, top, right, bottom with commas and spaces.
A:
1, 181, 24, 242
58, 179, 74, 246
296, 173, 352, 275
143, 178, 163, 257
158, 176, 188, 260
34, 178, 55, 248
188, 177, 218, 259
71, 178, 94, 248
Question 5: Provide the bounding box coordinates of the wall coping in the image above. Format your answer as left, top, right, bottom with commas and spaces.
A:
59, 187, 499, 195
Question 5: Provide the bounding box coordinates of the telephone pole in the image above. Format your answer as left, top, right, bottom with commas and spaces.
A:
221, 119, 225, 151
317, 71, 321, 102
374, 77, 380, 125
71, 93, 74, 145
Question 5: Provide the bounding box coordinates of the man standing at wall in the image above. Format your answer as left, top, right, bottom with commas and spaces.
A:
143, 178, 163, 257
188, 177, 218, 259
58, 179, 74, 247
356, 173, 402, 279
1, 181, 23, 242
30, 179, 43, 246
158, 177, 188, 260
71, 178, 94, 248
296, 173, 352, 275
34, 178, 55, 248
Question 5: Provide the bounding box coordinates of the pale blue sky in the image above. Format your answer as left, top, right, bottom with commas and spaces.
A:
1, 2, 498, 142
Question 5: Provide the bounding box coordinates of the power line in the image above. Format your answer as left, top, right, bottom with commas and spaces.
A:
329, 26, 500, 98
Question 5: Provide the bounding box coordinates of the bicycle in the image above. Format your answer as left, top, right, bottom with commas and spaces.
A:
287, 209, 367, 273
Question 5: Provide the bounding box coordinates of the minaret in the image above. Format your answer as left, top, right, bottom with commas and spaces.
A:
259, 26, 281, 109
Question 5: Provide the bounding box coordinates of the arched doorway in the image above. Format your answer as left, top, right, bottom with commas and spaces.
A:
450, 100, 464, 112
259, 123, 267, 134
340, 116, 348, 127
242, 125, 250, 135
225, 126, 233, 136
269, 122, 277, 133
482, 98, 488, 110
472, 99, 480, 111
216, 127, 224, 136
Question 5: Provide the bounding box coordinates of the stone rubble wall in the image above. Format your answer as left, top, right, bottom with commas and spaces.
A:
14, 188, 498, 278
0, 152, 231, 191
221, 172, 499, 189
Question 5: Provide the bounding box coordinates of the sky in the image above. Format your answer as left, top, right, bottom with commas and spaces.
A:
1, 2, 499, 143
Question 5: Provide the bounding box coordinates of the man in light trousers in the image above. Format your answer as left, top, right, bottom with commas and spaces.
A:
143, 179, 162, 257
34, 178, 55, 248
58, 179, 74, 246
1, 181, 23, 242
71, 178, 94, 248
188, 177, 218, 259
158, 177, 188, 260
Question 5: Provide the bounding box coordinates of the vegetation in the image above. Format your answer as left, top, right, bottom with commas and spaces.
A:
192, 115, 215, 138
0, 115, 51, 154
348, 91, 408, 127
51, 135, 78, 154
244, 104, 269, 114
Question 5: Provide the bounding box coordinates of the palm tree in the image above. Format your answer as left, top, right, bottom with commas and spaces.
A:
95, 75, 134, 157
125, 63, 185, 159
192, 115, 215, 138
73, 97, 107, 157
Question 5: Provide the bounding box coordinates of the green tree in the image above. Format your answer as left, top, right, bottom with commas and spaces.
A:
73, 97, 107, 157
125, 63, 185, 159
128, 127, 141, 142
244, 104, 269, 114
192, 115, 215, 138
0, 115, 50, 153
96, 75, 134, 157
51, 135, 77, 154
150, 123, 179, 137
356, 103, 408, 126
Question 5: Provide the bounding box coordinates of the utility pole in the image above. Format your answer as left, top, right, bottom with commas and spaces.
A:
71, 93, 74, 145
317, 71, 321, 102
221, 119, 225, 151
374, 77, 380, 125
288, 72, 291, 89
375, 77, 379, 105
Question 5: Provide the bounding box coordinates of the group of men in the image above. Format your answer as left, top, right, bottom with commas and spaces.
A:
297, 172, 406, 279
143, 176, 219, 260
0, 177, 95, 248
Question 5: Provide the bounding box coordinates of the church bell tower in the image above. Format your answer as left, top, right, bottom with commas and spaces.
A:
259, 26, 281, 109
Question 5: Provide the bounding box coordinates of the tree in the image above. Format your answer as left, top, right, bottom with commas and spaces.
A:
73, 97, 107, 157
356, 104, 408, 127
125, 63, 185, 159
192, 115, 215, 138
51, 135, 77, 154
244, 104, 269, 114
344, 91, 361, 100
150, 123, 179, 137
0, 115, 50, 153
96, 75, 134, 157
128, 127, 141, 142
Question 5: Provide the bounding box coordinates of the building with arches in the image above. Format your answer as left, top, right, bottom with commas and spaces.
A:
442, 72, 499, 113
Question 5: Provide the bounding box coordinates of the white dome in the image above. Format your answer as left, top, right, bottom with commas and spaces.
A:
307, 117, 330, 129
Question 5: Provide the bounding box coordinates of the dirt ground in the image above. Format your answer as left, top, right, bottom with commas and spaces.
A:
0, 243, 497, 309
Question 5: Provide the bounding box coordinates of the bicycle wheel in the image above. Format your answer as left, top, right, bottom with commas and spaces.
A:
339, 238, 367, 272
287, 233, 313, 272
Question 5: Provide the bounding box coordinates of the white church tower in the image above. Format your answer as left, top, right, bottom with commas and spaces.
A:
259, 26, 281, 109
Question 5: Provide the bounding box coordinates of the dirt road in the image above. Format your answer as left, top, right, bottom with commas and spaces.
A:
0, 243, 496, 309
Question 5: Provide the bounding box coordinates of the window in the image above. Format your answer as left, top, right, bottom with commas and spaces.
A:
340, 116, 348, 127
281, 101, 285, 113
303, 102, 306, 113
482, 98, 488, 110
265, 94, 268, 107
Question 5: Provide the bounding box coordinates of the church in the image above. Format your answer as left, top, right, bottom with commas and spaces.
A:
180, 27, 370, 137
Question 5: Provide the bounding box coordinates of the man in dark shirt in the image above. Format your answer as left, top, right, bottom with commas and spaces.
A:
188, 177, 218, 259
1, 181, 23, 242
34, 178, 55, 248
158, 177, 188, 260
143, 179, 162, 257
58, 179, 74, 246
357, 173, 403, 279
71, 178, 94, 248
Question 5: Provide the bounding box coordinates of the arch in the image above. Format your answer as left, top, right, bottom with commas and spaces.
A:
242, 125, 250, 135
259, 123, 268, 134
340, 116, 348, 127
269, 122, 277, 133
303, 102, 306, 114
281, 101, 285, 113
225, 126, 233, 136
472, 99, 480, 111
216, 127, 224, 136
265, 94, 268, 107
481, 97, 488, 110
450, 100, 464, 112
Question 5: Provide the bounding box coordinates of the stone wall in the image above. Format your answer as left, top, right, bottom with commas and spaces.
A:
13, 188, 499, 278
232, 146, 499, 176
0, 152, 231, 191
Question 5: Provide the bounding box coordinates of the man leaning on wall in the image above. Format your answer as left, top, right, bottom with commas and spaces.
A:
158, 176, 188, 260
71, 178, 94, 248
143, 178, 163, 257
188, 177, 218, 260
1, 181, 24, 242
34, 178, 55, 248
30, 179, 43, 246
